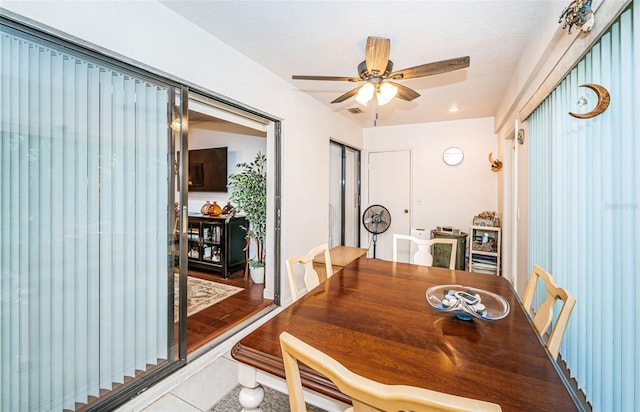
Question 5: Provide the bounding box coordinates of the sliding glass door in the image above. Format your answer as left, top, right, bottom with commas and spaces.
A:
0, 23, 182, 410
329, 141, 361, 247
526, 5, 638, 411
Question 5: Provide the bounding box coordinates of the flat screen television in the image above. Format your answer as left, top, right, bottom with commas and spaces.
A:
188, 147, 228, 192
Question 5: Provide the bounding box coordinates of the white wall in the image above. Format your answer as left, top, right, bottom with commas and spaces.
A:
363, 117, 498, 254
1, 1, 363, 303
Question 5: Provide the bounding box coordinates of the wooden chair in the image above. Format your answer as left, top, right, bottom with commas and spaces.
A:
279, 332, 502, 412
522, 265, 576, 359
285, 244, 333, 302
392, 234, 458, 270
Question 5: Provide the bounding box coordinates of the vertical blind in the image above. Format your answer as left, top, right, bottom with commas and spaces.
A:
1, 27, 171, 410
527, 4, 638, 411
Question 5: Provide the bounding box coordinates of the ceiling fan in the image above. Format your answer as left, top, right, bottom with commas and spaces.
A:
292, 36, 470, 106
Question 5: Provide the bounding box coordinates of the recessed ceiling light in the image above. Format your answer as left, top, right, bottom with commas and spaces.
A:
448, 105, 459, 113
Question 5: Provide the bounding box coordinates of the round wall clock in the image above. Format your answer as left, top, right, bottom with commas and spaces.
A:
443, 147, 464, 166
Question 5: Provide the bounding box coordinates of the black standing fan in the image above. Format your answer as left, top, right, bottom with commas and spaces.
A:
362, 204, 391, 258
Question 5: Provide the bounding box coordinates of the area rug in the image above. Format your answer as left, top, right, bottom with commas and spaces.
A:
174, 274, 243, 320
209, 384, 327, 412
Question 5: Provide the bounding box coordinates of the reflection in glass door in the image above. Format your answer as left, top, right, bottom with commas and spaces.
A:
0, 22, 182, 411
329, 141, 361, 247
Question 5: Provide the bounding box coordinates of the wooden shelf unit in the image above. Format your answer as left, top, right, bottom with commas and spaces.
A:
468, 225, 501, 276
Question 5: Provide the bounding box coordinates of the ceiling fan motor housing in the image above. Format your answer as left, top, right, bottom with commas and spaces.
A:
358, 60, 394, 81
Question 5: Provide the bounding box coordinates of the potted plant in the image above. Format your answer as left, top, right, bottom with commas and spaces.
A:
227, 152, 266, 283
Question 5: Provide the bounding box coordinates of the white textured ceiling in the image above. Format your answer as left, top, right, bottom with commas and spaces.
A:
162, 0, 560, 128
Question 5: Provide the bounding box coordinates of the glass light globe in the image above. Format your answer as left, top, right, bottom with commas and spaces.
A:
355, 82, 375, 105
376, 82, 398, 105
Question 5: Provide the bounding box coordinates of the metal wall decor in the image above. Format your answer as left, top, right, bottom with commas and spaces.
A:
559, 0, 594, 34
488, 152, 503, 172
569, 83, 610, 119
517, 129, 525, 145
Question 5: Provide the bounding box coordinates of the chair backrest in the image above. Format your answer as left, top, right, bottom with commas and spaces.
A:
392, 234, 458, 270
280, 332, 502, 412
522, 265, 576, 359
285, 243, 333, 302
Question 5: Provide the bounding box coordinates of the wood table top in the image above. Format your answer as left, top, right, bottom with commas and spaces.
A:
232, 257, 581, 411
312, 245, 368, 267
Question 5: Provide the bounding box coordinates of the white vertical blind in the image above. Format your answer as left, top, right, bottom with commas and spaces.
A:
527, 5, 638, 411
1, 27, 170, 410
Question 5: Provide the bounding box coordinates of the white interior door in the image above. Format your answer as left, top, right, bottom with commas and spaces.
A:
366, 150, 411, 260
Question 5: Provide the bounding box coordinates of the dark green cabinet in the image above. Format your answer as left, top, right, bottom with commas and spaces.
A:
431, 230, 468, 271
187, 215, 247, 278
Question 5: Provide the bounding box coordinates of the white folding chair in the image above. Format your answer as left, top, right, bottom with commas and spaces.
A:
393, 234, 457, 269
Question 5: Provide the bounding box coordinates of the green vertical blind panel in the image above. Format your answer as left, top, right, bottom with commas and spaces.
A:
527, 5, 638, 411
0, 27, 170, 410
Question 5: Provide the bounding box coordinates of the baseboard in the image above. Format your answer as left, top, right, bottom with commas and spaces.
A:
558, 355, 592, 412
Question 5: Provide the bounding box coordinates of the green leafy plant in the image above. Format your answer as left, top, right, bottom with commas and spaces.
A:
227, 152, 266, 267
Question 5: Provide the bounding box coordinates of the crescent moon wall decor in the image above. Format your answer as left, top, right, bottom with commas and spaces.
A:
569, 83, 610, 119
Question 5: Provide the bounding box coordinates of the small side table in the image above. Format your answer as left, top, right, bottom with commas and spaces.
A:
313, 246, 368, 279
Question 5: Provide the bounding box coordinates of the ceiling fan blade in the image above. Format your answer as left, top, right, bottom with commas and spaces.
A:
331, 86, 361, 104
390, 56, 470, 80
292, 75, 362, 82
388, 82, 420, 101
365, 36, 390, 76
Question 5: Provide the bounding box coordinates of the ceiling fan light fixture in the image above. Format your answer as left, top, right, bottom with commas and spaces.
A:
291, 36, 471, 108
376, 82, 398, 106
355, 82, 375, 105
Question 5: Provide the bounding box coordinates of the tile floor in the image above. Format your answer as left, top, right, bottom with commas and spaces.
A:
139, 355, 238, 412
115, 351, 240, 412
116, 309, 283, 412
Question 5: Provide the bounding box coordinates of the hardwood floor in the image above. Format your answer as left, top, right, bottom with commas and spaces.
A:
186, 268, 273, 353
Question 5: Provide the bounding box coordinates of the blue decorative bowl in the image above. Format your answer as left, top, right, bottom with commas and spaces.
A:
426, 284, 510, 321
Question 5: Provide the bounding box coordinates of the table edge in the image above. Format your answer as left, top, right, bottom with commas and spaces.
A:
231, 342, 351, 404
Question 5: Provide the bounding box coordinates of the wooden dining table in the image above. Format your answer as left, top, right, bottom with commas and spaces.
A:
231, 257, 582, 411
